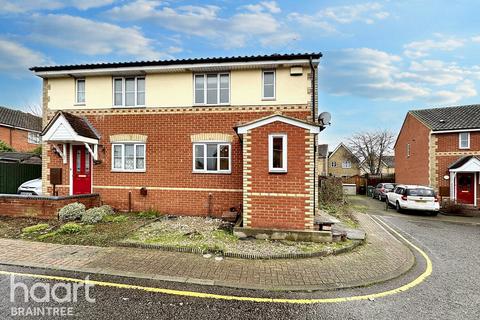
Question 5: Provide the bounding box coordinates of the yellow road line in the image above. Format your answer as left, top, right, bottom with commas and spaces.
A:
0, 215, 432, 304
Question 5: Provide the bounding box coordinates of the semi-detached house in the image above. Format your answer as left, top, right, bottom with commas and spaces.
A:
31, 53, 325, 231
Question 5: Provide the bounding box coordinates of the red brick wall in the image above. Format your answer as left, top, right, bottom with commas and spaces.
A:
0, 194, 100, 219
436, 131, 480, 152
395, 113, 430, 185
247, 122, 310, 230
0, 126, 38, 152
45, 109, 310, 217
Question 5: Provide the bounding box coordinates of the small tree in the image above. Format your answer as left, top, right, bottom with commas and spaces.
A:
348, 130, 394, 175
0, 140, 14, 152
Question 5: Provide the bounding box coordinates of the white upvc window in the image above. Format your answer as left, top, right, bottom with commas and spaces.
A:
113, 77, 145, 107
28, 132, 41, 144
193, 142, 231, 173
76, 79, 85, 104
194, 73, 230, 105
459, 132, 470, 149
268, 134, 287, 173
262, 70, 275, 100
342, 160, 352, 169
111, 143, 146, 172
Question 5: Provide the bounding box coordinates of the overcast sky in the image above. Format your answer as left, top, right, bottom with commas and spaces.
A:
1, 0, 479, 149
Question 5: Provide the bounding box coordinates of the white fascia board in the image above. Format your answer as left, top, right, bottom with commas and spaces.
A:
34, 59, 317, 78
449, 157, 480, 172
0, 123, 41, 133
432, 128, 480, 134
237, 115, 320, 134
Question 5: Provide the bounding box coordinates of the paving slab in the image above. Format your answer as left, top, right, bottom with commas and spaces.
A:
0, 214, 414, 291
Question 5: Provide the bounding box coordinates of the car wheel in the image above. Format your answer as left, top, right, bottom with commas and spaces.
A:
430, 211, 439, 216
378, 194, 383, 201
396, 202, 402, 213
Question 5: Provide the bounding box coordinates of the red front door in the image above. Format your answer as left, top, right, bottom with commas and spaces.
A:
457, 173, 475, 204
72, 145, 92, 195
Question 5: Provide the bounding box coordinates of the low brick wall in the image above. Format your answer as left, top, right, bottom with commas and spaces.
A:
0, 194, 100, 219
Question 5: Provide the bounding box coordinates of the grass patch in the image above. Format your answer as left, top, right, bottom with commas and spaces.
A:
103, 214, 129, 223
137, 209, 162, 219
319, 203, 359, 229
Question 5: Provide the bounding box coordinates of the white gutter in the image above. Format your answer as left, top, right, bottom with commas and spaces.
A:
432, 128, 480, 134
0, 123, 41, 133
33, 59, 320, 77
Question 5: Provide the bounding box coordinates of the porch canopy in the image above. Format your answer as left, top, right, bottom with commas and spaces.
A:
42, 111, 100, 163
448, 156, 480, 205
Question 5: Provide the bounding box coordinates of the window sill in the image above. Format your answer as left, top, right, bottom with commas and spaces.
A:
269, 170, 287, 174
74, 103, 86, 106
112, 105, 146, 109
192, 170, 231, 175
459, 147, 470, 150
111, 170, 146, 173
262, 97, 276, 101
193, 103, 231, 107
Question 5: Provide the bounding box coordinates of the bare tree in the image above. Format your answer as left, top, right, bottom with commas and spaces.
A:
348, 130, 395, 175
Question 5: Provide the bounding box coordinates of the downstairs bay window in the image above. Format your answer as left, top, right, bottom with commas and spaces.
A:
193, 142, 231, 173
112, 143, 146, 172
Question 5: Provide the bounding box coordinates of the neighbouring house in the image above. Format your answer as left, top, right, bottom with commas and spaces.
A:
327, 143, 361, 177
395, 104, 480, 206
32, 53, 325, 231
317, 144, 329, 176
0, 106, 42, 152
359, 155, 395, 176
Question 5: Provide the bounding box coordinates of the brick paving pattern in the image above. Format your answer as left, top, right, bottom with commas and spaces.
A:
0, 214, 414, 290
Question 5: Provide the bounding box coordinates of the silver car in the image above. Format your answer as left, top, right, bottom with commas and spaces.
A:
17, 178, 42, 196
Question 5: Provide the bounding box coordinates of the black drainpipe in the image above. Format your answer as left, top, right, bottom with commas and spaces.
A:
309, 56, 317, 218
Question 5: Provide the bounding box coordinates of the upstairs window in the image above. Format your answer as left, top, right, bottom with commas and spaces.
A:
193, 142, 231, 173
28, 132, 41, 144
262, 70, 275, 99
269, 134, 287, 173
113, 77, 145, 107
459, 132, 470, 149
331, 161, 337, 167
342, 160, 352, 169
112, 143, 146, 172
194, 73, 229, 105
76, 79, 85, 104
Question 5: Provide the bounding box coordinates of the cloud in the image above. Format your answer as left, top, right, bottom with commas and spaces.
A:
27, 14, 170, 60
319, 47, 479, 104
0, 0, 113, 13
288, 2, 389, 32
0, 38, 49, 74
403, 36, 465, 58
107, 0, 290, 49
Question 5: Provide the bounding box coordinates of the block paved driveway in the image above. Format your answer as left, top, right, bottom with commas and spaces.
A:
0, 212, 412, 291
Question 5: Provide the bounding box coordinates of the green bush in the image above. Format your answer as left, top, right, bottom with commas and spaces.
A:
59, 202, 85, 221
99, 205, 115, 216
22, 223, 49, 234
0, 140, 14, 152
112, 215, 128, 223
31, 145, 42, 155
81, 207, 106, 224
58, 222, 82, 234
319, 177, 344, 205
138, 209, 161, 219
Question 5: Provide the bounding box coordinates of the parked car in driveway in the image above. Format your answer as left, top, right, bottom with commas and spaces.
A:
372, 183, 396, 201
385, 184, 439, 215
17, 178, 42, 196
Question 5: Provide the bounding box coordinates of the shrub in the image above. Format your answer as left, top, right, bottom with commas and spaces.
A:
138, 209, 161, 219
81, 207, 107, 224
59, 202, 85, 221
319, 177, 344, 205
58, 222, 82, 234
22, 223, 49, 234
0, 140, 14, 152
112, 215, 128, 223
442, 200, 467, 215
99, 205, 115, 216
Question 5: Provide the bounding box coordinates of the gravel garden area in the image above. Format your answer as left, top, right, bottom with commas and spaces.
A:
125, 216, 353, 256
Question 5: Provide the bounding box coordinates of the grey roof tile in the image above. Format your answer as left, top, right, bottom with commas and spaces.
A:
410, 104, 480, 131
0, 106, 42, 132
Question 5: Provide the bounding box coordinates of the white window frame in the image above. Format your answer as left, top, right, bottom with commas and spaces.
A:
193, 73, 230, 106
342, 160, 352, 169
262, 70, 276, 100
268, 133, 287, 173
459, 132, 470, 149
27, 132, 41, 144
192, 142, 231, 174
75, 79, 85, 104
112, 77, 146, 107
111, 143, 146, 172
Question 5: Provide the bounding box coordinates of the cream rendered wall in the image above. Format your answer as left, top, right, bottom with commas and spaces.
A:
46, 67, 309, 110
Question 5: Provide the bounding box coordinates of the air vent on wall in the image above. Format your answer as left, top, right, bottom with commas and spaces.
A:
290, 66, 303, 76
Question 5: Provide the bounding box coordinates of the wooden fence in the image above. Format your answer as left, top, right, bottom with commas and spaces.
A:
0, 162, 41, 194
341, 174, 395, 195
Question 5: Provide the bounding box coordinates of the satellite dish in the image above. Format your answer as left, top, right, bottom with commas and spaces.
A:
318, 112, 332, 126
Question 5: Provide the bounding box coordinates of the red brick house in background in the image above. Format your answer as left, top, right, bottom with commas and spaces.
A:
395, 104, 480, 206
32, 53, 324, 231
0, 106, 42, 152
